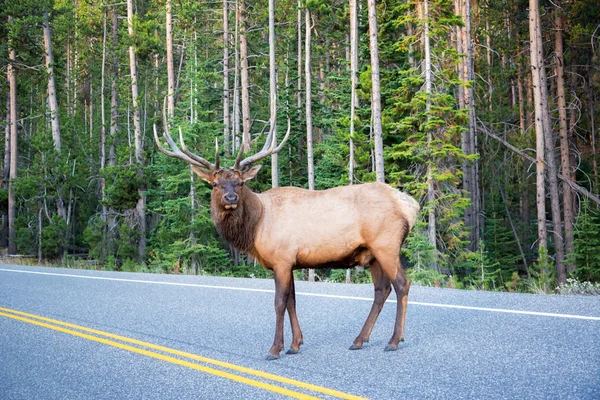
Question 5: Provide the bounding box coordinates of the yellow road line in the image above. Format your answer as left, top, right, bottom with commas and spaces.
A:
0, 307, 367, 400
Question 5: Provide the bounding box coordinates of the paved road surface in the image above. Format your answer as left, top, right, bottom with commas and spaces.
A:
1, 264, 599, 399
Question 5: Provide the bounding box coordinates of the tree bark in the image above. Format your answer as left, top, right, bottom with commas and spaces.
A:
223, 0, 231, 154
349, 0, 358, 185
43, 10, 61, 153
8, 16, 18, 255
423, 0, 437, 269
109, 8, 119, 167
457, 0, 480, 250
166, 0, 175, 117
529, 0, 565, 283
305, 7, 315, 282
367, 0, 384, 182
305, 8, 314, 192
1, 92, 9, 248
554, 2, 574, 273
528, 0, 548, 262
269, 0, 278, 187
127, 0, 146, 262
239, 0, 251, 152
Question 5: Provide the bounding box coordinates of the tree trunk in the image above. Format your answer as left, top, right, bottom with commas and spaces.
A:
8, 16, 18, 255
457, 0, 479, 250
223, 0, 231, 154
239, 0, 251, 152
423, 0, 437, 269
367, 0, 384, 182
127, 0, 146, 262
233, 9, 241, 152
554, 2, 574, 273
109, 8, 119, 167
297, 0, 302, 130
269, 0, 278, 187
305, 7, 315, 282
530, 0, 565, 284
529, 0, 567, 284
1, 93, 9, 248
305, 8, 315, 192
166, 0, 175, 117
349, 0, 358, 185
43, 10, 61, 153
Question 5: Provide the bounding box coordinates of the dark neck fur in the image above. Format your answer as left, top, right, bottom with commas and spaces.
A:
211, 186, 263, 254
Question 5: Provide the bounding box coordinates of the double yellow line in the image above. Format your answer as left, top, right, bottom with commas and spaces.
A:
0, 306, 366, 400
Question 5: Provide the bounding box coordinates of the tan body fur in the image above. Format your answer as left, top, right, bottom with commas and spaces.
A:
252, 183, 419, 271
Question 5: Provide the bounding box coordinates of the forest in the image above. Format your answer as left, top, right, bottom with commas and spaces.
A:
1, 0, 599, 293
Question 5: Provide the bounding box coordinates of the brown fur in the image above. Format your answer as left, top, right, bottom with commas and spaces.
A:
212, 185, 263, 254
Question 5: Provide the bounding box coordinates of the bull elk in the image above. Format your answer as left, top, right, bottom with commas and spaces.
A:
154, 117, 420, 360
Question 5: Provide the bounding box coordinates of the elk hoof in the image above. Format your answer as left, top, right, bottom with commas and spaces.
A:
349, 343, 363, 350
286, 348, 299, 355
265, 353, 280, 361
384, 344, 398, 352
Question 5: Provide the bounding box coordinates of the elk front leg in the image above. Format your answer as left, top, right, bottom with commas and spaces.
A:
350, 260, 391, 350
267, 268, 292, 360
285, 275, 304, 354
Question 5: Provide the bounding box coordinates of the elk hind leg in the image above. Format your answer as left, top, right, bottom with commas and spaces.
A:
370, 248, 410, 351
285, 275, 304, 354
350, 260, 391, 350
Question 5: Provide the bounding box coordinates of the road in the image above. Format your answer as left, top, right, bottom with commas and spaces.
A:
0, 264, 599, 399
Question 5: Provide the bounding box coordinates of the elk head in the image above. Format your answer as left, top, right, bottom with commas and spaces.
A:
153, 110, 290, 213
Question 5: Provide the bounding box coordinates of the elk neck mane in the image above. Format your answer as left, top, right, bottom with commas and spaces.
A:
211, 185, 264, 254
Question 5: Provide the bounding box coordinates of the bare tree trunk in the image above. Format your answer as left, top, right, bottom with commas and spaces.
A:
367, 0, 384, 182
269, 0, 279, 187
586, 68, 598, 192
100, 8, 108, 259
423, 0, 437, 270
530, 0, 561, 280
223, 0, 231, 154
349, 0, 358, 185
1, 93, 9, 248
43, 10, 61, 153
233, 9, 241, 152
239, 0, 251, 152
8, 16, 18, 255
456, 0, 479, 250
109, 9, 119, 167
127, 0, 146, 262
43, 9, 68, 227
297, 0, 302, 127
305, 7, 315, 282
305, 9, 314, 192
166, 0, 175, 117
554, 2, 574, 273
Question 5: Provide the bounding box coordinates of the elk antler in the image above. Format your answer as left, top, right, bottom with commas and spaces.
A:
153, 100, 217, 172
234, 117, 291, 171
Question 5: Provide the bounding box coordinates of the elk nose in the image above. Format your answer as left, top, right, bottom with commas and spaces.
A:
224, 193, 238, 204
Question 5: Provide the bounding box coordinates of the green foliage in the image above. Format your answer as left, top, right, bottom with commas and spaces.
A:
525, 246, 555, 294
572, 201, 600, 282
102, 166, 141, 211
327, 269, 372, 284
402, 228, 438, 271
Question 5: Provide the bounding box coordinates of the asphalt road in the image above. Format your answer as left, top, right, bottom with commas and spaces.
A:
0, 264, 599, 399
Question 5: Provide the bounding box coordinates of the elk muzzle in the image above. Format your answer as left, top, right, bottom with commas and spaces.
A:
223, 193, 239, 209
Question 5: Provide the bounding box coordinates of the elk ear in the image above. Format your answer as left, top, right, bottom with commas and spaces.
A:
191, 166, 214, 183
241, 165, 261, 182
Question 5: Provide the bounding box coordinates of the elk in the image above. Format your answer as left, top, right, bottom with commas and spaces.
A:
154, 117, 420, 360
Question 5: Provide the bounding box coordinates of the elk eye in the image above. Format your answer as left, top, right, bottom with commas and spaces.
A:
211, 182, 218, 187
